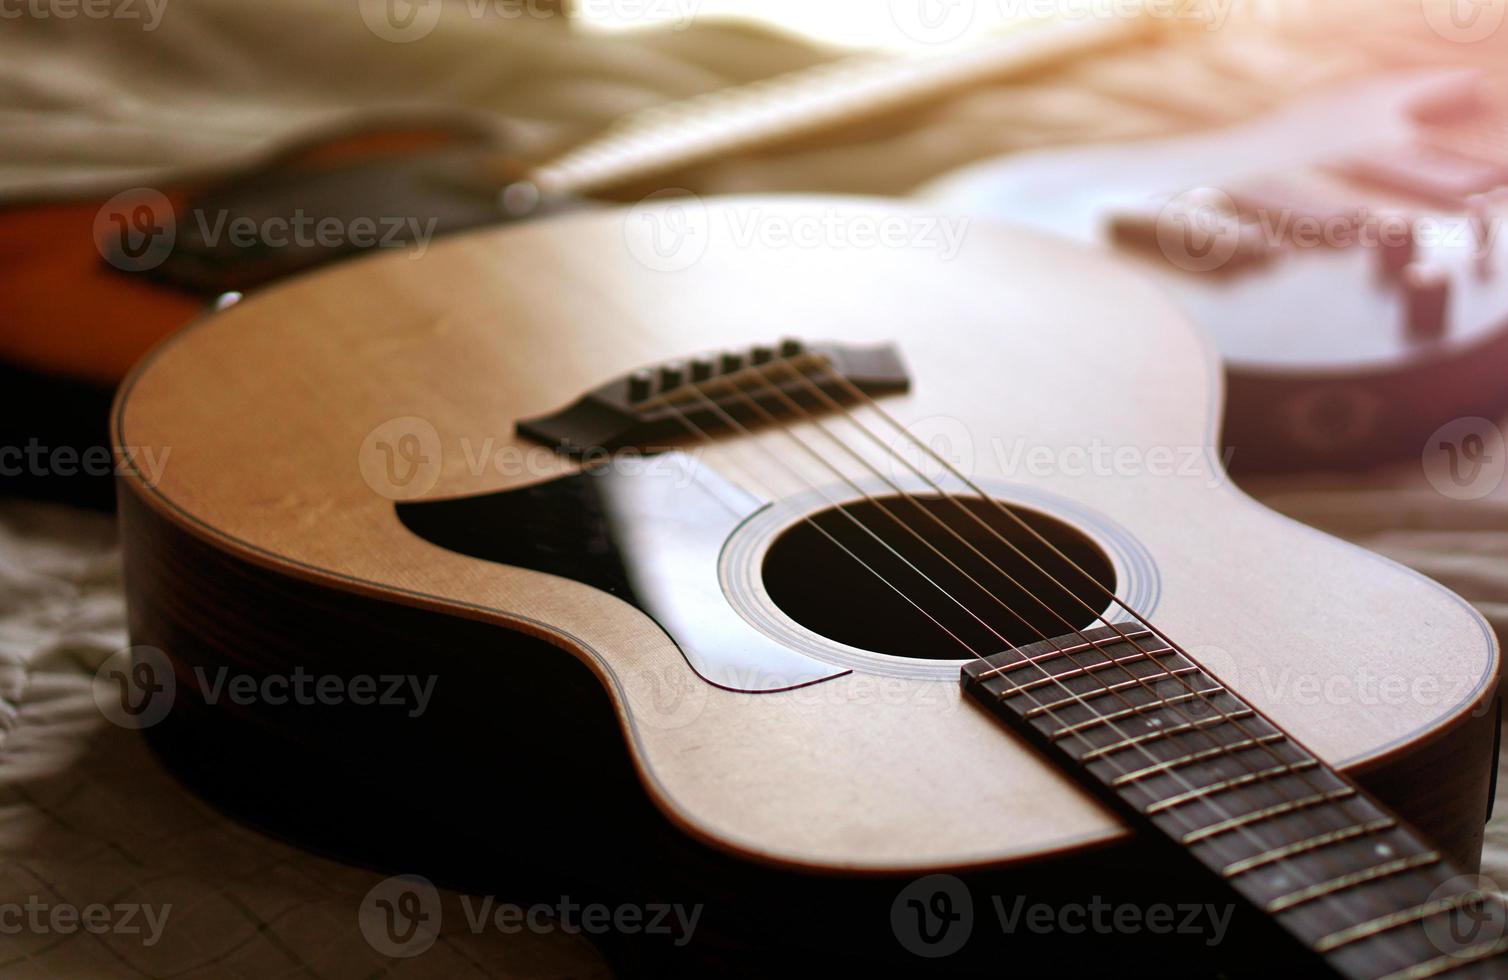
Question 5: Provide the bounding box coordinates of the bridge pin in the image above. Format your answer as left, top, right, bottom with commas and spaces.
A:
659, 362, 686, 391
628, 369, 654, 402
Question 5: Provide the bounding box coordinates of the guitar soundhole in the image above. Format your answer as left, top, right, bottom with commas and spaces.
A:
760, 496, 1116, 661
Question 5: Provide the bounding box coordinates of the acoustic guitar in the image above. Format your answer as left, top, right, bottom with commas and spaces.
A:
113, 199, 1504, 976
923, 70, 1508, 474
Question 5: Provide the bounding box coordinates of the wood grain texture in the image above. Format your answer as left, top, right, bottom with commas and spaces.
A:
114, 197, 1500, 873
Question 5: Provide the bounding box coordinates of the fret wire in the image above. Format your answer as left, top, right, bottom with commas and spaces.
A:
1146, 760, 1321, 816
1373, 937, 1508, 980
1221, 818, 1397, 878
1182, 788, 1358, 845
1082, 710, 1258, 762
1110, 733, 1287, 787
1003, 650, 1181, 699
978, 630, 1155, 682
1266, 853, 1444, 915
1316, 891, 1499, 954
1018, 665, 1200, 718
1051, 686, 1228, 740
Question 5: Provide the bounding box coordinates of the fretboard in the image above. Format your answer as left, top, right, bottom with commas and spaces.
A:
962, 626, 1507, 980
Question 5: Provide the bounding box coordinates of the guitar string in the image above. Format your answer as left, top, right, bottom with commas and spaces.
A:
794, 356, 1444, 913
652, 380, 1421, 969
742, 359, 1444, 965
754, 361, 1344, 772
712, 363, 1415, 946
762, 358, 1401, 861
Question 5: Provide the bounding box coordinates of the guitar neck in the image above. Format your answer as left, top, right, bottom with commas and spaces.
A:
962, 626, 1507, 979
523, 15, 1149, 198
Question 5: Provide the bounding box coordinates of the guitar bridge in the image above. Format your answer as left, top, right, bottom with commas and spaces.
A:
515, 339, 909, 455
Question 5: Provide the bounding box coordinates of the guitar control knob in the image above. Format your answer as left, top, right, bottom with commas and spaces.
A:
1403, 264, 1451, 340
628, 369, 654, 402
720, 352, 745, 374
691, 357, 715, 382
1377, 217, 1417, 281
659, 362, 686, 391
751, 345, 775, 365
779, 338, 804, 358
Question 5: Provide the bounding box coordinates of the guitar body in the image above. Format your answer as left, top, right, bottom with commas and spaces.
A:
114, 199, 1499, 973
922, 71, 1508, 474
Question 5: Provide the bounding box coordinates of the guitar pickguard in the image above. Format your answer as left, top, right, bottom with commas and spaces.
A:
395, 452, 848, 693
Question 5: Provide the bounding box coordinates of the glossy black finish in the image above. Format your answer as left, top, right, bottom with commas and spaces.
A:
396, 452, 846, 692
